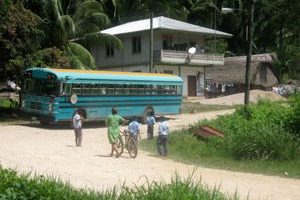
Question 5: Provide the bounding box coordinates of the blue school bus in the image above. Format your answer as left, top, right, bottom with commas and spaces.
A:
21, 68, 183, 124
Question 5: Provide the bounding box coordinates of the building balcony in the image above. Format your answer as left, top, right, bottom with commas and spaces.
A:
154, 50, 225, 66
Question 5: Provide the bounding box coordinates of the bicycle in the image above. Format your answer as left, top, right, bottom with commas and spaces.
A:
116, 130, 138, 158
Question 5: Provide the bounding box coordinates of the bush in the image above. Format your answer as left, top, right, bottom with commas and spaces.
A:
192, 100, 300, 161
286, 92, 300, 137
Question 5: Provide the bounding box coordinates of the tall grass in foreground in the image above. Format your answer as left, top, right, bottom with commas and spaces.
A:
0, 167, 236, 200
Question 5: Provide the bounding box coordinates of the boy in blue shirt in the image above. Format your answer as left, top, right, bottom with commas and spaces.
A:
128, 116, 140, 140
146, 111, 156, 140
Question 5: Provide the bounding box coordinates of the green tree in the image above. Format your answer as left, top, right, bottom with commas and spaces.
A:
0, 0, 44, 82
36, 0, 122, 69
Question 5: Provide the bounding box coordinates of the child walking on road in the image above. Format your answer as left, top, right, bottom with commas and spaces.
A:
157, 117, 169, 156
128, 116, 140, 141
146, 111, 155, 140
73, 110, 84, 146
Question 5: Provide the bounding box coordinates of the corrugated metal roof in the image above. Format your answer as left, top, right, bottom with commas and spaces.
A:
101, 16, 232, 37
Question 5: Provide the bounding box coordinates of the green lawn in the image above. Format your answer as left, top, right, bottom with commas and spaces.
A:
140, 133, 300, 179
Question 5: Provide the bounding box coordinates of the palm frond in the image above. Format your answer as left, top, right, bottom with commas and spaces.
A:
45, 0, 61, 22
75, 22, 100, 38
69, 55, 87, 70
75, 13, 110, 32
68, 42, 96, 69
73, 0, 105, 21
60, 15, 76, 39
77, 32, 123, 50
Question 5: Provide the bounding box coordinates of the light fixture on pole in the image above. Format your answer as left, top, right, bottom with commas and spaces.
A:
221, 1, 255, 107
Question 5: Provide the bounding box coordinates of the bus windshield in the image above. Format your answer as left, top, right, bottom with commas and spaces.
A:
23, 78, 60, 96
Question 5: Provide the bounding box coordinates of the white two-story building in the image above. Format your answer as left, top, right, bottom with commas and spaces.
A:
91, 16, 232, 97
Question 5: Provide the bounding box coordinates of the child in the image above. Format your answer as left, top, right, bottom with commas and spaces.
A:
146, 111, 156, 140
73, 110, 84, 146
128, 116, 140, 140
157, 117, 169, 156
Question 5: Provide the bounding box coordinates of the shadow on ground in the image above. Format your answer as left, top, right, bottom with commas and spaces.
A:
17, 121, 106, 130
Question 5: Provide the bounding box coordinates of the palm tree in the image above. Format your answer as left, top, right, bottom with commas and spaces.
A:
103, 0, 188, 23
44, 0, 122, 69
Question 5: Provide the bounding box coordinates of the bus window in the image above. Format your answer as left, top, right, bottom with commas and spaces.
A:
99, 84, 106, 95
123, 84, 130, 95
164, 85, 170, 94
177, 85, 182, 94
171, 85, 177, 94
152, 85, 158, 94
130, 85, 137, 95
81, 84, 91, 95
145, 85, 152, 95
137, 85, 145, 95
63, 83, 72, 95
115, 84, 124, 95
157, 85, 164, 94
24, 79, 35, 94
107, 84, 115, 95
90, 84, 99, 95
72, 84, 81, 95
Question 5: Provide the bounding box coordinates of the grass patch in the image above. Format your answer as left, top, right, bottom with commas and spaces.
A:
0, 167, 237, 200
141, 97, 300, 179
140, 133, 300, 178
182, 102, 238, 114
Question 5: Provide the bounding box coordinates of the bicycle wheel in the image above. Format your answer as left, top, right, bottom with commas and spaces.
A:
116, 136, 124, 155
127, 137, 138, 158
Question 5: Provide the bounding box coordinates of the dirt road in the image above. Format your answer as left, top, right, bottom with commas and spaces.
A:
0, 110, 299, 200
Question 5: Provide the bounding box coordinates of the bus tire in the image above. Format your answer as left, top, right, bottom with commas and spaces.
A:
40, 120, 50, 126
142, 107, 154, 124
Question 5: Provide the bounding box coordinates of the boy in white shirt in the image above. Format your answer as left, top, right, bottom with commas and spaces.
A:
73, 110, 84, 146
157, 117, 169, 156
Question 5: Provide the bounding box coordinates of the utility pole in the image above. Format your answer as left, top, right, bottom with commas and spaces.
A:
149, 12, 153, 73
244, 0, 254, 107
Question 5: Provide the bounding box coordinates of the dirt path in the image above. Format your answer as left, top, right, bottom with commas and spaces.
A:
0, 110, 299, 200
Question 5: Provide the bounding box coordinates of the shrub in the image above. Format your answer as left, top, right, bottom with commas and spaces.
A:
191, 100, 300, 161
286, 92, 300, 137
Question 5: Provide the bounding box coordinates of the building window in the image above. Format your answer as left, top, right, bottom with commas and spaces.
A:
163, 70, 173, 74
132, 36, 141, 54
106, 44, 114, 57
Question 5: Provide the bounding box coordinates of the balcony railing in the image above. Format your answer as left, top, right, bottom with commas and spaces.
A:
154, 50, 224, 65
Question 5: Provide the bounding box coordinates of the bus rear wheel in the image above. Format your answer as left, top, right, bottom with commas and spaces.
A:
142, 107, 154, 124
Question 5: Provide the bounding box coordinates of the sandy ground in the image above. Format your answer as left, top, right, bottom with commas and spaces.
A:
186, 90, 285, 105
0, 109, 300, 200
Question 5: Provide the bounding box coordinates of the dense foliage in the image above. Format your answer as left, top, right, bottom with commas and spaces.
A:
192, 96, 300, 161
0, 167, 233, 200
0, 1, 43, 82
